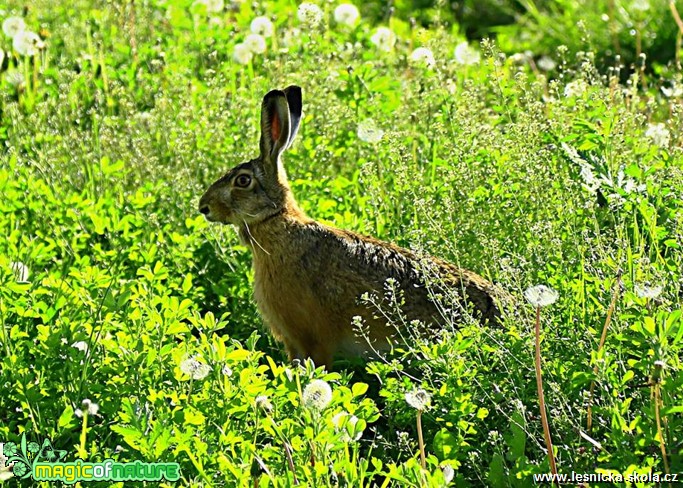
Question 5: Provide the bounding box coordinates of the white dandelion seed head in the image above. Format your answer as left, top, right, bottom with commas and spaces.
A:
334, 4, 360, 27
524, 284, 559, 307
454, 41, 480, 65
282, 27, 302, 48
81, 399, 99, 416
13, 30, 44, 56
302, 379, 333, 411
634, 283, 663, 299
254, 395, 273, 412
409, 47, 435, 68
194, 0, 225, 13
250, 16, 274, 37
645, 123, 670, 148
297, 3, 323, 26
2, 16, 25, 38
74, 408, 83, 418
564, 79, 588, 98
244, 33, 267, 54
631, 0, 650, 12
442, 464, 455, 483
71, 341, 88, 352
332, 412, 362, 441
232, 43, 253, 65
537, 55, 556, 71
661, 82, 683, 98
370, 27, 396, 52
10, 261, 29, 282
405, 388, 431, 410
357, 118, 384, 143
508, 51, 532, 65
180, 356, 212, 380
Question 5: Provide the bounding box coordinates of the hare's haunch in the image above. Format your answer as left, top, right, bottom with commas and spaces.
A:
199, 86, 509, 369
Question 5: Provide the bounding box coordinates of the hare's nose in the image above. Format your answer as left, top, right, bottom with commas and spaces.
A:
199, 204, 210, 215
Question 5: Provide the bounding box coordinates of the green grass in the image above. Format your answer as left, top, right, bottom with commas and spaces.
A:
1, 0, 682, 486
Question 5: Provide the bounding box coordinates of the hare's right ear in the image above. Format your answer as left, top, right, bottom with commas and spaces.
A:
283, 85, 302, 148
259, 90, 292, 175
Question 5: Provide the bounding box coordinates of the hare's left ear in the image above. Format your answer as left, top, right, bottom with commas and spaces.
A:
259, 89, 292, 165
283, 85, 302, 148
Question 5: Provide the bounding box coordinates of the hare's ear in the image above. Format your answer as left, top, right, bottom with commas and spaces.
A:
259, 89, 292, 167
283, 85, 302, 148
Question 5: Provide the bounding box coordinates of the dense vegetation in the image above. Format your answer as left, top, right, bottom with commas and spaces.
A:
1, 0, 681, 486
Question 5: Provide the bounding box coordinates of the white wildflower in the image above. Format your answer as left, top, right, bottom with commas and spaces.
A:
71, 341, 88, 353
357, 118, 384, 143
634, 283, 663, 299
537, 55, 556, 71
2, 16, 25, 38
564, 79, 588, 98
370, 27, 396, 52
579, 163, 600, 193
302, 379, 332, 411
244, 33, 267, 54
10, 261, 29, 282
334, 4, 360, 27
297, 3, 323, 26
250, 16, 274, 37
524, 285, 559, 307
232, 43, 253, 64
180, 356, 212, 380
13, 30, 44, 56
221, 365, 233, 376
454, 41, 480, 65
409, 47, 435, 68
645, 123, 670, 147
405, 388, 431, 410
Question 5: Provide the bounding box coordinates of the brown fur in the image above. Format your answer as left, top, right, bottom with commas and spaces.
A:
199, 86, 510, 369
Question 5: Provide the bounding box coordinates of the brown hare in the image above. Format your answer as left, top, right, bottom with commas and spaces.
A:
199, 86, 509, 369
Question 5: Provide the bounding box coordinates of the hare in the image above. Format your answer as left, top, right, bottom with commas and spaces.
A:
199, 86, 509, 369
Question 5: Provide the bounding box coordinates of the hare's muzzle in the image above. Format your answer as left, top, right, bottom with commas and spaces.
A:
198, 193, 216, 222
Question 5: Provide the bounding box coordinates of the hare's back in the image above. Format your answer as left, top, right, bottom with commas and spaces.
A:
298, 223, 503, 325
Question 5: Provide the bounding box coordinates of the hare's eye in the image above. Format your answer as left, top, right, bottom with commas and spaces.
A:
234, 174, 252, 188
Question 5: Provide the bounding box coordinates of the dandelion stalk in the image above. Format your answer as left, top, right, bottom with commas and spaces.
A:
533, 305, 558, 482
587, 274, 621, 432
524, 285, 559, 482
405, 388, 431, 471
79, 411, 89, 459
416, 409, 426, 469
651, 361, 672, 488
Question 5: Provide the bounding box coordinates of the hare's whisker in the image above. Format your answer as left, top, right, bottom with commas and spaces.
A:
243, 220, 270, 255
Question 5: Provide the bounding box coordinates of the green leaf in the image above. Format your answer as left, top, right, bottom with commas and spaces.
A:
433, 428, 458, 459
58, 406, 76, 429
352, 382, 369, 397
488, 453, 506, 488
506, 410, 526, 462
